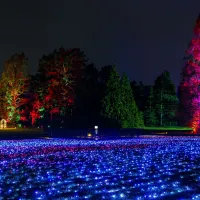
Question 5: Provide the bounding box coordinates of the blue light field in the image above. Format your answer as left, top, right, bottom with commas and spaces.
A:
0, 137, 200, 199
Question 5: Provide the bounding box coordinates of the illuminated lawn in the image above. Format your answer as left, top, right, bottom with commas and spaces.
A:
1, 137, 200, 199
142, 126, 193, 131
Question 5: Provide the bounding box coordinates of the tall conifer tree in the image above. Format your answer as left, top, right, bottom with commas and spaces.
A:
120, 73, 144, 128
101, 68, 144, 128
101, 66, 121, 127
154, 70, 178, 126
179, 15, 200, 132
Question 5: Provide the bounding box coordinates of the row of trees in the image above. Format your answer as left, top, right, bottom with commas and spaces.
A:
0, 47, 178, 128
0, 48, 86, 128
143, 71, 178, 127
100, 67, 178, 128
0, 14, 197, 130
2, 14, 200, 130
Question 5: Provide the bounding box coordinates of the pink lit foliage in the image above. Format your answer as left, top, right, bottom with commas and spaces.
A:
179, 15, 200, 132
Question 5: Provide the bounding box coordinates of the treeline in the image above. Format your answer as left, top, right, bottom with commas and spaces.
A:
0, 48, 178, 128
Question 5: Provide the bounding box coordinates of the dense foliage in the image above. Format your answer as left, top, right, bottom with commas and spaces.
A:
179, 14, 200, 132
153, 70, 178, 127
0, 47, 179, 129
0, 53, 28, 124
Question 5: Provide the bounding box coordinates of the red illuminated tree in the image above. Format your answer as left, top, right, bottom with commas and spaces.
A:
179, 14, 200, 132
31, 48, 86, 126
29, 94, 43, 125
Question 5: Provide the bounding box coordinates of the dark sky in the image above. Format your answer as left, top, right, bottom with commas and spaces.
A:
0, 0, 200, 87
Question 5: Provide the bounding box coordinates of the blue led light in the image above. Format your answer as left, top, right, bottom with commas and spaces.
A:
0, 137, 199, 198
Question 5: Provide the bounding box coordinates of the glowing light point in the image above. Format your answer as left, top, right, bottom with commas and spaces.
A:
94, 126, 98, 129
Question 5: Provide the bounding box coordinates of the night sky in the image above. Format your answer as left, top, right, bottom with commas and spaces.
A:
0, 1, 200, 88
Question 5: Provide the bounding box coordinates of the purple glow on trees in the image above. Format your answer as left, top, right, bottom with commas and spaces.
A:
179, 15, 200, 133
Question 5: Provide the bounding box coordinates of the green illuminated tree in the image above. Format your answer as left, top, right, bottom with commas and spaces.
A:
101, 67, 144, 128
0, 87, 7, 120
153, 70, 178, 126
101, 66, 122, 127
120, 73, 144, 128
0, 53, 29, 123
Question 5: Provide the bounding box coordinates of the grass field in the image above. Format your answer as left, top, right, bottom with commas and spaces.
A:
0, 128, 43, 132
0, 128, 45, 139
141, 126, 193, 131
